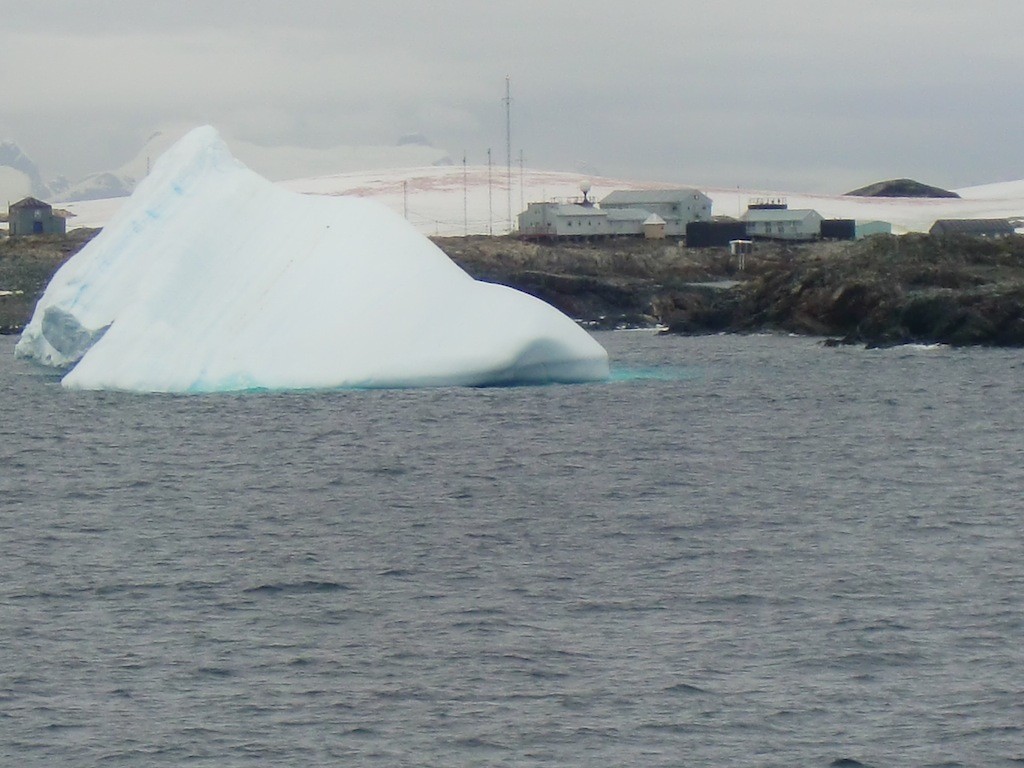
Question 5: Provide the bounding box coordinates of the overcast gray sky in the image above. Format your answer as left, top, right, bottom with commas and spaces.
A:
2, 0, 1022, 192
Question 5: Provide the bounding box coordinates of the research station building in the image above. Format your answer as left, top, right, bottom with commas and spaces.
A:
518, 187, 712, 239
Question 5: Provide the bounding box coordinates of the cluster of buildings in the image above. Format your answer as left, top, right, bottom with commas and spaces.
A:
518, 186, 1023, 246
517, 187, 713, 240
517, 187, 888, 245
3, 190, 1018, 244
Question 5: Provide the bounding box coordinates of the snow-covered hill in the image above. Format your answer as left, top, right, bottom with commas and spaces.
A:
0, 165, 33, 205
58, 163, 1024, 238
54, 127, 454, 203
0, 139, 49, 202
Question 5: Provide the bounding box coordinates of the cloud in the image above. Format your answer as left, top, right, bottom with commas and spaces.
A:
3, 0, 1024, 190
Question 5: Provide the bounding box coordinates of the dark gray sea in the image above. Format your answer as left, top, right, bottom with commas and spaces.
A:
2, 330, 1023, 767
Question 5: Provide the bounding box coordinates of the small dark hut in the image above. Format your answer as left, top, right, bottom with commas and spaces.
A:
929, 219, 1015, 238
8, 197, 66, 237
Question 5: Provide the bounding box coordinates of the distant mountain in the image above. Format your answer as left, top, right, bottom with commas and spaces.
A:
0, 139, 51, 202
0, 165, 32, 204
0, 140, 45, 190
54, 126, 455, 203
845, 178, 960, 198
57, 172, 135, 203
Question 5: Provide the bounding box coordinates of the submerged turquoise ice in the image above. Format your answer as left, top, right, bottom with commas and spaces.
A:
16, 127, 609, 392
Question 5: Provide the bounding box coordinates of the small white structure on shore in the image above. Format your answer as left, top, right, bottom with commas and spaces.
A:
643, 213, 666, 239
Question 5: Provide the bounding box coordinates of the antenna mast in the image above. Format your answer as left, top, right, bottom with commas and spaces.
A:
487, 148, 493, 236
504, 76, 512, 233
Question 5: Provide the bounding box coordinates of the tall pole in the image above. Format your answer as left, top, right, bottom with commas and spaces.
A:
504, 75, 512, 234
463, 151, 468, 236
487, 148, 493, 236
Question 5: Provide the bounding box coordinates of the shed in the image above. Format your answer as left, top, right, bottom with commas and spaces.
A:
820, 219, 856, 241
643, 213, 666, 240
686, 219, 748, 247
855, 220, 893, 239
929, 219, 1015, 238
8, 197, 66, 237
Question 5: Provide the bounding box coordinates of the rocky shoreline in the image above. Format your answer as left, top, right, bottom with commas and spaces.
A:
0, 228, 100, 335
440, 234, 1024, 347
4, 229, 1024, 347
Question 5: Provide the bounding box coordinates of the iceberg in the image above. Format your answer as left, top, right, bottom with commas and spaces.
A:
15, 126, 609, 392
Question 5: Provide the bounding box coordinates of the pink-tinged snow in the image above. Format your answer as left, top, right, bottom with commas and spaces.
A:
57, 168, 657, 235
56, 165, 1024, 237
281, 166, 657, 236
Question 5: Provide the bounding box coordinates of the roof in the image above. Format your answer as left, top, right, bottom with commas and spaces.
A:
743, 208, 822, 223
600, 188, 708, 205
929, 218, 1014, 236
604, 208, 651, 222
644, 213, 666, 225
556, 204, 605, 217
10, 196, 52, 210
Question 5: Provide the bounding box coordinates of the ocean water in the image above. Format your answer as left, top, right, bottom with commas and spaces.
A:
2, 330, 1023, 767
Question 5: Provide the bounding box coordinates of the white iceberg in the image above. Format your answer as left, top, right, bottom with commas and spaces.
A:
15, 126, 609, 392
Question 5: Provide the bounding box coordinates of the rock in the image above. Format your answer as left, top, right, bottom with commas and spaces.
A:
845, 178, 959, 198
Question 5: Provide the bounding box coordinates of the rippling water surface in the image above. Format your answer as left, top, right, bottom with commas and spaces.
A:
2, 332, 1023, 767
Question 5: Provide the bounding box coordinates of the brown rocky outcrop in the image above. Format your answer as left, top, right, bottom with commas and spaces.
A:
658, 233, 1024, 347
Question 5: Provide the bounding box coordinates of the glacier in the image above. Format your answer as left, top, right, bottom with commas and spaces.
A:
15, 126, 609, 392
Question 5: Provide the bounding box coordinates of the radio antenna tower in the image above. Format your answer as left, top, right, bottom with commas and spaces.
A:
504, 75, 512, 233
